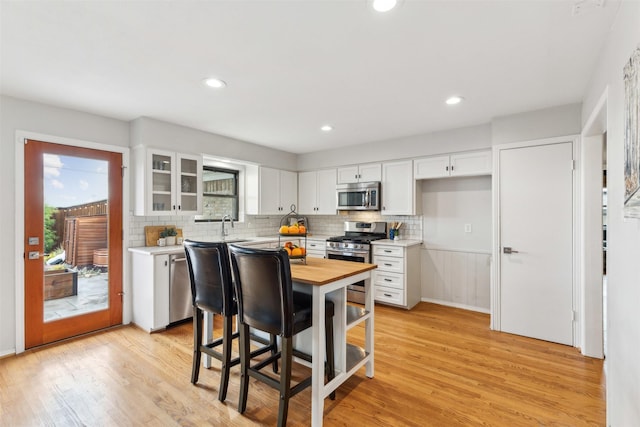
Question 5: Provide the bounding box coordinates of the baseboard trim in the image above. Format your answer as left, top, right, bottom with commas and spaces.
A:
421, 298, 490, 314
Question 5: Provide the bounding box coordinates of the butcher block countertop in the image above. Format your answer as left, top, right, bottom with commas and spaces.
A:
290, 257, 377, 286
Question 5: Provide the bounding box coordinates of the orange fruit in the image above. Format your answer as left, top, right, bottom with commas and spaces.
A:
288, 225, 299, 234
299, 247, 306, 256
298, 225, 306, 234
285, 241, 293, 248
291, 247, 302, 257
284, 247, 292, 255
279, 225, 289, 234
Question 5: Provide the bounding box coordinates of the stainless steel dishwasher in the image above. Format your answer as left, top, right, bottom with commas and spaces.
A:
169, 254, 192, 323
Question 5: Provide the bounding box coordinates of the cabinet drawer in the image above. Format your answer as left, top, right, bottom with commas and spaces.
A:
373, 255, 404, 273
375, 285, 404, 306
307, 241, 325, 251
373, 245, 403, 258
306, 250, 326, 259
373, 271, 403, 290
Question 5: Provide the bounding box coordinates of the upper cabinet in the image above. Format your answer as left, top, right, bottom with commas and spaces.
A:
381, 160, 419, 216
414, 150, 492, 179
337, 162, 382, 184
246, 166, 298, 215
298, 169, 337, 215
132, 146, 202, 216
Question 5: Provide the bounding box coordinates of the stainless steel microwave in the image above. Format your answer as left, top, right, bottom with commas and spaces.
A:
336, 182, 380, 211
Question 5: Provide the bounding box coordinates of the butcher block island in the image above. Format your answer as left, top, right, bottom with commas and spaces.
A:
287, 257, 378, 427
205, 256, 377, 427
289, 256, 377, 285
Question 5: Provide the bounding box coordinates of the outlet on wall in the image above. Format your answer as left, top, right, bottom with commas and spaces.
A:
464, 223, 472, 233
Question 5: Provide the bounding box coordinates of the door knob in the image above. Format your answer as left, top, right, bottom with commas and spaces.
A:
503, 247, 519, 254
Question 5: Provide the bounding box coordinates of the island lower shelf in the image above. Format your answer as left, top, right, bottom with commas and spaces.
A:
346, 343, 369, 373
346, 304, 369, 329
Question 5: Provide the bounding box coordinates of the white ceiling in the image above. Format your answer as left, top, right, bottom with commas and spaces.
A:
0, 0, 620, 154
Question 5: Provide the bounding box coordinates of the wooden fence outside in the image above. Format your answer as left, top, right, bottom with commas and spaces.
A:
51, 200, 107, 250
64, 215, 107, 267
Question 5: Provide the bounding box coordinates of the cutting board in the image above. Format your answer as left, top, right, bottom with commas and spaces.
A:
145, 226, 184, 246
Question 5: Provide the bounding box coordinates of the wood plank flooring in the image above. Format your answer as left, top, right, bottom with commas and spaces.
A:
0, 303, 605, 426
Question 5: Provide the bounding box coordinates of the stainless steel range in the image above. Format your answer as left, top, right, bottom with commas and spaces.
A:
326, 221, 387, 304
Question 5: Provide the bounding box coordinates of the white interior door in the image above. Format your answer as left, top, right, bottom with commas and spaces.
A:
499, 142, 574, 345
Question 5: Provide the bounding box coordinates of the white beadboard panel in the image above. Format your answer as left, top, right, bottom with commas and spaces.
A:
421, 248, 490, 312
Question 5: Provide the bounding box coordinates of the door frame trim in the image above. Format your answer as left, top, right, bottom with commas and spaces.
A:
580, 87, 608, 359
14, 130, 130, 354
491, 134, 580, 347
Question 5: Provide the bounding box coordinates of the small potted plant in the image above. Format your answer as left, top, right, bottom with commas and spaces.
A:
164, 227, 177, 245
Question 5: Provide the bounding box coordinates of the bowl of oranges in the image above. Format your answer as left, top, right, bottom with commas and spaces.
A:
280, 241, 306, 258
279, 223, 306, 235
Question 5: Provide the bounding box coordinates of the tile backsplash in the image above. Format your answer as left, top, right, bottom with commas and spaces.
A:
129, 212, 422, 248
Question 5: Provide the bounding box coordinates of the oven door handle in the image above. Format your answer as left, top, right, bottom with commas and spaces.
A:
327, 250, 369, 257
342, 252, 369, 257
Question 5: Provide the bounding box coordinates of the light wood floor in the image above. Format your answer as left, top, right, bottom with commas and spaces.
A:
0, 303, 605, 426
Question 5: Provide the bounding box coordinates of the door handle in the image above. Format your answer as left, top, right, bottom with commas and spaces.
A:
503, 247, 519, 254
27, 251, 44, 260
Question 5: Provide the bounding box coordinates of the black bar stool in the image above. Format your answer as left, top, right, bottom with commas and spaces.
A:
228, 245, 336, 427
184, 240, 277, 402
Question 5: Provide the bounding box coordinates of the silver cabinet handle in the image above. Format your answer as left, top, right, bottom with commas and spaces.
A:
503, 247, 519, 254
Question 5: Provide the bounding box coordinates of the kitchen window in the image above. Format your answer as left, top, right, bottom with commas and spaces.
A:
195, 166, 239, 222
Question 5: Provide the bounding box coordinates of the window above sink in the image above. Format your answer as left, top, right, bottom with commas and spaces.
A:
195, 166, 239, 222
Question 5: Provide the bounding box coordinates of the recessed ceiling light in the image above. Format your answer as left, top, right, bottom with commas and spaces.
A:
321, 125, 333, 132
372, 0, 397, 12
203, 77, 226, 89
445, 96, 464, 105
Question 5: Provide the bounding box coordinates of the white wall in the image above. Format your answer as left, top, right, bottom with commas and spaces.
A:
491, 103, 582, 145
421, 176, 492, 252
297, 123, 491, 171
0, 96, 130, 356
420, 175, 492, 312
130, 117, 297, 171
581, 2, 640, 424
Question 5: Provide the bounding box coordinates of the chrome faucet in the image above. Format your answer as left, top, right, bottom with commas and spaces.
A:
221, 214, 234, 239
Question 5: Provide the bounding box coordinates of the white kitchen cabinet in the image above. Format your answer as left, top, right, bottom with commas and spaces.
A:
132, 146, 202, 216
306, 238, 327, 258
414, 150, 492, 179
337, 162, 381, 184
381, 160, 419, 216
298, 169, 337, 215
246, 167, 298, 215
372, 242, 421, 309
131, 252, 171, 332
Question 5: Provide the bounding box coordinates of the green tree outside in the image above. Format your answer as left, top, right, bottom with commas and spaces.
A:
44, 204, 58, 254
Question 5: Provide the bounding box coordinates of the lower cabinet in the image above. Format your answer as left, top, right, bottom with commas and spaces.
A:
372, 242, 421, 309
306, 238, 326, 258
131, 252, 171, 332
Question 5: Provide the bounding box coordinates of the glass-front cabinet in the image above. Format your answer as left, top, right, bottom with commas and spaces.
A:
133, 146, 202, 216
177, 155, 200, 213
150, 152, 173, 214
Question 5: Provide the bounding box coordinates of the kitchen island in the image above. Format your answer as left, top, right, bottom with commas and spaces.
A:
204, 257, 377, 427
